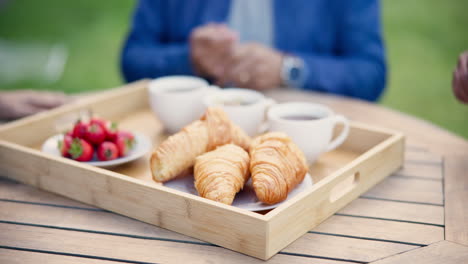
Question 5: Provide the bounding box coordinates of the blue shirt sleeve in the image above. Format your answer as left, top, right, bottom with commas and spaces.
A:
121, 0, 194, 82
295, 0, 387, 101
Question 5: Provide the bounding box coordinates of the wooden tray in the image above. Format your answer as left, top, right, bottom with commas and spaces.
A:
0, 80, 404, 260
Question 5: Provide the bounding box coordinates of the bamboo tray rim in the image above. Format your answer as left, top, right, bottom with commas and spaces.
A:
0, 79, 405, 223
0, 120, 403, 223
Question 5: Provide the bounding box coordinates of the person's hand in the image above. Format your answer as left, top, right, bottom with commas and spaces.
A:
190, 24, 238, 79
217, 43, 283, 90
0, 90, 69, 120
453, 51, 468, 104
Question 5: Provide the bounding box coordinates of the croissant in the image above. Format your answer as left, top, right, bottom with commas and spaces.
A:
151, 107, 251, 182
194, 144, 250, 205
250, 132, 308, 204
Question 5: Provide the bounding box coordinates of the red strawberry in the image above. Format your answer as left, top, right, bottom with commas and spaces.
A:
58, 134, 73, 157
68, 138, 94, 161
106, 122, 119, 142
72, 120, 88, 139
116, 136, 135, 157
89, 117, 108, 130
85, 123, 107, 145
116, 130, 134, 141
65, 130, 74, 138
97, 141, 119, 161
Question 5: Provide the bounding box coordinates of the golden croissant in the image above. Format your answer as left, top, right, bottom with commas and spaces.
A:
194, 144, 250, 205
150, 107, 251, 183
250, 132, 308, 204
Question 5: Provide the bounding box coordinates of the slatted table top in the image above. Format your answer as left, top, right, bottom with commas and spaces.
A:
1, 89, 467, 263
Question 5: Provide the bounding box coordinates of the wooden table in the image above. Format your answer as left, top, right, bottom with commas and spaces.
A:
1, 89, 467, 263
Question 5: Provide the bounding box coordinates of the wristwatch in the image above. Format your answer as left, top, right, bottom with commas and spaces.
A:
281, 55, 307, 89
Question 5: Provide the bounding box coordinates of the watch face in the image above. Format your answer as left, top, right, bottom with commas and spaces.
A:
290, 66, 301, 82
282, 56, 306, 88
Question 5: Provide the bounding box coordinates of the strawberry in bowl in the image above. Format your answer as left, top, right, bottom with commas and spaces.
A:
42, 116, 151, 168
97, 141, 119, 161
85, 123, 107, 145
69, 138, 94, 162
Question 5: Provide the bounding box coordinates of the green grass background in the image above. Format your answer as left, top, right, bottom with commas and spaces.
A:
0, 0, 467, 138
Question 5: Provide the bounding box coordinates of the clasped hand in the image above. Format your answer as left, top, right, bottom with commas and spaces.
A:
190, 24, 283, 90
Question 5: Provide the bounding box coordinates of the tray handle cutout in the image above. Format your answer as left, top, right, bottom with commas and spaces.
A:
329, 172, 360, 203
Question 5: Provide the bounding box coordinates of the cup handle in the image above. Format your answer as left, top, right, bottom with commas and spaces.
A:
265, 98, 276, 107
208, 85, 221, 91
325, 115, 349, 152
257, 98, 277, 134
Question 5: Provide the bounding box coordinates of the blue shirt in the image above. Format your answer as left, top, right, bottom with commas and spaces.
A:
121, 0, 387, 101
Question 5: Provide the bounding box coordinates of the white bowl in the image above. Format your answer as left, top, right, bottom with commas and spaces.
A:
41, 132, 152, 168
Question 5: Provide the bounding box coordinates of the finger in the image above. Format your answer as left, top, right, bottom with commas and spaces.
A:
213, 24, 238, 42
232, 58, 259, 87
218, 45, 251, 83
453, 77, 468, 103
27, 91, 69, 109
457, 81, 468, 103
191, 30, 235, 73
228, 44, 252, 67
195, 26, 235, 47
249, 64, 272, 90
191, 25, 219, 44
460, 52, 468, 74
462, 51, 468, 65
455, 86, 468, 103
212, 41, 240, 79
9, 102, 45, 119
220, 52, 258, 87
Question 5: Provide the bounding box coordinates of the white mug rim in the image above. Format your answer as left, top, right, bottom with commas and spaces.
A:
267, 102, 335, 124
203, 88, 266, 108
148, 76, 209, 95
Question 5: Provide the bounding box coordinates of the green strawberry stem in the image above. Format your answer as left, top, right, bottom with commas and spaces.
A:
105, 148, 112, 159
126, 138, 135, 150
110, 122, 118, 131
89, 124, 98, 132
69, 139, 83, 159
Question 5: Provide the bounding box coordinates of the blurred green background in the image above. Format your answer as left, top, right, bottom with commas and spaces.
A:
0, 0, 467, 138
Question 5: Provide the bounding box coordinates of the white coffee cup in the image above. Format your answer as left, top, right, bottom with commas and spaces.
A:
267, 102, 350, 163
148, 76, 217, 133
203, 88, 275, 136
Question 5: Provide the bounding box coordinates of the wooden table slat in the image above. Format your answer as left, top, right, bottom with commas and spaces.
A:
370, 241, 468, 264
0, 223, 376, 264
396, 163, 443, 180
0, 199, 441, 248
404, 150, 442, 165
0, 200, 200, 243
339, 197, 444, 225
0, 248, 125, 264
363, 177, 443, 205
282, 232, 417, 263
445, 155, 468, 246
313, 215, 443, 245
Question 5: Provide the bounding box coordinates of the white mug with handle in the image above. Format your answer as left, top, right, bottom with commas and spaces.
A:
148, 76, 219, 133
267, 102, 350, 163
203, 88, 275, 136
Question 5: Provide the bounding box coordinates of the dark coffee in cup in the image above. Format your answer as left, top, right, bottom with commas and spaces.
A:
164, 86, 199, 93
281, 114, 323, 121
